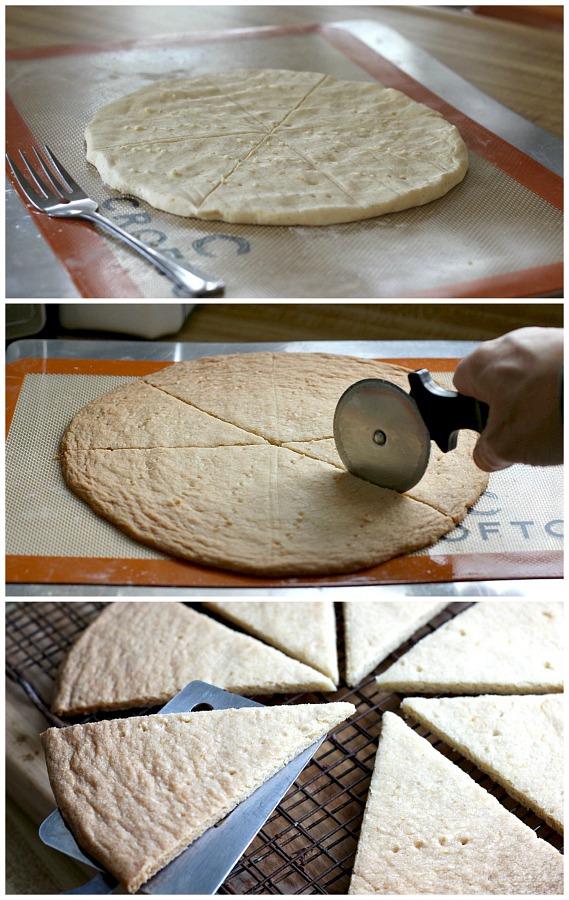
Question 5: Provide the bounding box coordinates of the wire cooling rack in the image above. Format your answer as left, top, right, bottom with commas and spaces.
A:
5, 601, 563, 894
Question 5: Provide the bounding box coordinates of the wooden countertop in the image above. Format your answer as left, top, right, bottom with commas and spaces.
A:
6, 4, 563, 137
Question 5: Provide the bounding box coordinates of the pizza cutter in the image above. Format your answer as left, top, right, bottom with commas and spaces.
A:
333, 368, 489, 492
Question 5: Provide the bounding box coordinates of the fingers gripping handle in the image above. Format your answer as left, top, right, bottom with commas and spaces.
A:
408, 369, 489, 453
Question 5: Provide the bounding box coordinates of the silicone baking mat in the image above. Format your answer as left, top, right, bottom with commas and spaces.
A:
6, 22, 563, 298
5, 601, 563, 894
6, 357, 563, 588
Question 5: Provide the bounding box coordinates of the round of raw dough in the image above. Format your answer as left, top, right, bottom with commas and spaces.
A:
60, 353, 487, 576
85, 68, 469, 226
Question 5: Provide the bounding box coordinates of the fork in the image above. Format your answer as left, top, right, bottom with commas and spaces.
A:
6, 144, 224, 296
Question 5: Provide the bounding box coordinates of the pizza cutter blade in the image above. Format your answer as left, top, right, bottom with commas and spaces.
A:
333, 368, 489, 492
39, 681, 326, 895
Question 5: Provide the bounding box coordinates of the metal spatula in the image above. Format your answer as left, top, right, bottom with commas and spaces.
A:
39, 681, 326, 894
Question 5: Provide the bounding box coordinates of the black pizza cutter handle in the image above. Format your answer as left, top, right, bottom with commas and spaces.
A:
408, 369, 489, 453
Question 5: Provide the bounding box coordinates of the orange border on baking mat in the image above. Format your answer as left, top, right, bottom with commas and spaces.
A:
5, 551, 562, 588
6, 23, 563, 298
6, 356, 563, 586
405, 263, 563, 299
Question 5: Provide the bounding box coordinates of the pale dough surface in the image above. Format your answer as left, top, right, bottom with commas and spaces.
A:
204, 601, 339, 683
60, 352, 488, 576
402, 694, 564, 833
348, 712, 563, 894
375, 601, 563, 693
52, 602, 336, 715
42, 701, 354, 892
343, 601, 449, 687
85, 68, 469, 226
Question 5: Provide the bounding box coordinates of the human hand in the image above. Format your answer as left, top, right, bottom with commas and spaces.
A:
453, 327, 563, 472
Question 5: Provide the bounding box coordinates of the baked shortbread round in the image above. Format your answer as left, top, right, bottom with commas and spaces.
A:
60, 352, 488, 576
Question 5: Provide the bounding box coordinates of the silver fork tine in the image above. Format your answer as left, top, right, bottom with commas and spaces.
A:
42, 144, 83, 194
30, 145, 71, 199
18, 148, 58, 201
6, 152, 49, 209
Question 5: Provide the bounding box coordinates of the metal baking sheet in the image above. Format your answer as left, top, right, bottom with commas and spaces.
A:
5, 340, 563, 596
6, 21, 563, 299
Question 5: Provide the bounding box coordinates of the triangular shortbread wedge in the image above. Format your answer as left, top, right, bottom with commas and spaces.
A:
42, 701, 354, 893
343, 601, 448, 687
197, 135, 366, 226
88, 132, 268, 219
204, 601, 339, 684
401, 694, 564, 834
349, 712, 563, 894
61, 380, 268, 451
52, 602, 336, 716
375, 602, 563, 694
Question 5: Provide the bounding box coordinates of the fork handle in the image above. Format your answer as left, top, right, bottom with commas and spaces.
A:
80, 210, 224, 296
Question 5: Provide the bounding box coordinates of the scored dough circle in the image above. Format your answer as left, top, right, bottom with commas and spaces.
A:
85, 68, 469, 226
60, 353, 487, 577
